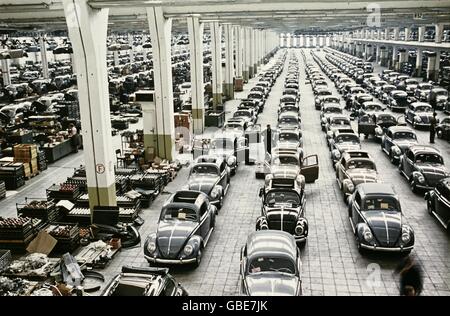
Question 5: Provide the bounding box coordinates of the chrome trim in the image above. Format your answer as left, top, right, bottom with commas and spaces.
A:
360, 244, 413, 252
145, 256, 197, 264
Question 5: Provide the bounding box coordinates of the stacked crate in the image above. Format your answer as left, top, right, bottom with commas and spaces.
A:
13, 144, 39, 178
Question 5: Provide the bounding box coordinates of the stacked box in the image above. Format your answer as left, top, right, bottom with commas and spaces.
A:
0, 163, 25, 190
13, 144, 39, 177
0, 181, 6, 200
37, 151, 47, 171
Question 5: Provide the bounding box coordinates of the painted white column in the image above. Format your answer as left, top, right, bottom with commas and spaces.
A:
435, 23, 444, 43
146, 6, 175, 160
62, 0, 116, 210
250, 28, 257, 76
210, 21, 223, 108
415, 49, 423, 77
1, 59, 11, 86
224, 24, 234, 100
235, 26, 243, 78
39, 37, 49, 79
393, 27, 399, 41
128, 33, 134, 63
187, 15, 204, 134
404, 27, 410, 41
418, 26, 425, 42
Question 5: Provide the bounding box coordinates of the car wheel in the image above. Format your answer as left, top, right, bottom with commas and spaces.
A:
194, 247, 203, 268
410, 179, 418, 193
343, 191, 348, 203
427, 199, 434, 215
356, 239, 366, 255
389, 151, 396, 164
218, 195, 223, 210
437, 130, 443, 139
413, 122, 417, 129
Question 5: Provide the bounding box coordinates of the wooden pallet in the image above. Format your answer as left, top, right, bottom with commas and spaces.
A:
24, 171, 40, 180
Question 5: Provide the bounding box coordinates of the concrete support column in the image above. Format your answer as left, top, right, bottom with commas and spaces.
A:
391, 46, 398, 69
415, 49, 423, 77
210, 21, 223, 108
385, 28, 390, 40
398, 48, 408, 72
146, 6, 175, 160
187, 15, 205, 134
235, 26, 243, 78
1, 59, 11, 86
62, 0, 116, 210
435, 23, 444, 43
223, 24, 234, 100
250, 29, 257, 77
377, 29, 382, 39
142, 33, 148, 61
39, 37, 49, 79
243, 27, 251, 82
404, 27, 410, 41
379, 46, 388, 66
418, 26, 425, 42
427, 51, 440, 82
128, 33, 134, 63
393, 27, 399, 41
113, 50, 120, 66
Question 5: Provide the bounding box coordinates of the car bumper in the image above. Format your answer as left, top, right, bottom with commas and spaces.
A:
145, 255, 197, 264
360, 244, 414, 252
413, 122, 431, 127
295, 235, 307, 243
390, 106, 407, 111
415, 184, 434, 190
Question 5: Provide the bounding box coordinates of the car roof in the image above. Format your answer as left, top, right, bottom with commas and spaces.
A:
165, 191, 209, 210
411, 102, 432, 107
342, 150, 371, 160
388, 125, 413, 133
357, 183, 396, 198
195, 155, 224, 165
408, 145, 441, 155
246, 230, 297, 260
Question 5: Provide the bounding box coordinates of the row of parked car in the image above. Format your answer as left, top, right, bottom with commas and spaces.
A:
129, 50, 297, 296
305, 50, 416, 254
311, 47, 450, 247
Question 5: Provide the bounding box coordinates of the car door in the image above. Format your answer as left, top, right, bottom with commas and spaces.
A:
199, 202, 211, 238
351, 191, 363, 228
436, 182, 450, 224
358, 115, 375, 136
404, 149, 415, 177
301, 155, 319, 183
383, 130, 393, 153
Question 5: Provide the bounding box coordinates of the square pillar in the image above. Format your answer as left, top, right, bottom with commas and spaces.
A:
128, 33, 134, 63
62, 0, 116, 210
223, 24, 234, 100
415, 49, 423, 77
435, 23, 444, 43
39, 37, 49, 79
146, 6, 175, 160
393, 27, 399, 41
210, 21, 223, 108
1, 59, 11, 86
391, 46, 398, 69
418, 26, 425, 42
187, 15, 205, 134
404, 27, 410, 41
427, 51, 440, 82
243, 27, 251, 82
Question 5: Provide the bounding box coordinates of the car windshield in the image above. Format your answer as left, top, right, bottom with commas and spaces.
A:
377, 115, 396, 123
415, 106, 432, 112
420, 84, 432, 90
435, 90, 448, 96
266, 191, 300, 205
317, 90, 331, 96
224, 123, 243, 130
279, 117, 298, 124
162, 207, 198, 221
393, 132, 416, 140
331, 118, 350, 125
249, 93, 262, 99
336, 134, 359, 144
384, 86, 395, 92
347, 159, 376, 170
364, 197, 399, 212
191, 165, 219, 175
234, 111, 251, 117
365, 104, 381, 111
273, 156, 299, 165
441, 118, 450, 125
211, 138, 234, 150
325, 98, 339, 103
281, 106, 297, 112
324, 107, 341, 113
110, 280, 148, 296
279, 132, 298, 142
415, 153, 443, 164
406, 80, 418, 85
249, 256, 295, 275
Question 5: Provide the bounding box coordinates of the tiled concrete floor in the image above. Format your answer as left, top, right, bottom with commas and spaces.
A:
1, 48, 449, 296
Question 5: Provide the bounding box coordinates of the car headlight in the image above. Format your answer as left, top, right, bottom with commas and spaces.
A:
332, 149, 341, 159
346, 181, 355, 193
147, 241, 156, 253
184, 244, 194, 256
210, 186, 220, 199
401, 226, 411, 244
375, 127, 383, 136
321, 117, 327, 123
392, 146, 401, 156
295, 223, 304, 236
363, 228, 373, 242
227, 156, 236, 166
414, 116, 422, 123
415, 172, 425, 183
392, 100, 397, 105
